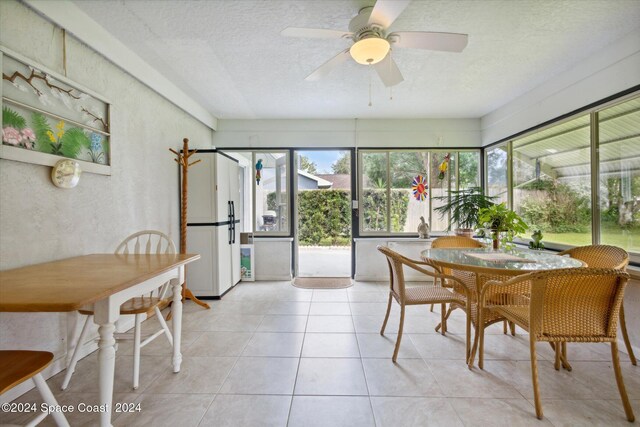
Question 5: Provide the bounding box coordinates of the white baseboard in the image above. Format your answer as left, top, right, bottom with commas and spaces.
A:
256, 275, 292, 281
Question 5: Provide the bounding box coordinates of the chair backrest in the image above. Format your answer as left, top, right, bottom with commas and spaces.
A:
522, 268, 629, 340
431, 236, 485, 249
558, 245, 628, 270
430, 236, 484, 277
115, 230, 177, 255
115, 230, 177, 298
377, 245, 445, 302
378, 245, 407, 300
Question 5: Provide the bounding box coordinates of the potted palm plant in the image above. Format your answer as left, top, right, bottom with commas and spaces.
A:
477, 203, 528, 249
433, 187, 495, 237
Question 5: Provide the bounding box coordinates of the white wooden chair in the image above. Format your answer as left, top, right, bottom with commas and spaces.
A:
62, 230, 177, 390
1, 351, 70, 426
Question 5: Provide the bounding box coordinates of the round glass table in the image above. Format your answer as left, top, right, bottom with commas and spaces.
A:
419, 247, 586, 367
420, 247, 585, 277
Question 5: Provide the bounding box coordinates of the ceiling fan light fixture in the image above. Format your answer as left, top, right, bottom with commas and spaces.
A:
350, 37, 390, 65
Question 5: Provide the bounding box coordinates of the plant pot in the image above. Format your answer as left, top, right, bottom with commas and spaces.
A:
455, 228, 475, 238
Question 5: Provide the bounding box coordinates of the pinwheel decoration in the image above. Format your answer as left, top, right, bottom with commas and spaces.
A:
412, 175, 428, 201
438, 153, 451, 180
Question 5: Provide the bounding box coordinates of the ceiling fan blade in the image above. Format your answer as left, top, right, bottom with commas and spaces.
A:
374, 54, 404, 87
367, 0, 411, 29
305, 49, 351, 81
389, 31, 469, 52
281, 27, 353, 39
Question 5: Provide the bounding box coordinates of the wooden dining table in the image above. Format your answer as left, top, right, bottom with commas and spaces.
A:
420, 247, 585, 366
0, 253, 200, 427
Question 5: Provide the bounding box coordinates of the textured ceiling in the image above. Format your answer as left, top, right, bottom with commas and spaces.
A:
72, 0, 640, 119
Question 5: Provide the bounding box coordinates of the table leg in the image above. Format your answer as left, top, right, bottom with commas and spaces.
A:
172, 276, 184, 373
94, 299, 118, 427
98, 323, 116, 426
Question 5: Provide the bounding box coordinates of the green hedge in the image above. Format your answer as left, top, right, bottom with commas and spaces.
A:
362, 189, 409, 232
267, 188, 410, 244
268, 189, 352, 245
298, 190, 351, 245
518, 180, 591, 233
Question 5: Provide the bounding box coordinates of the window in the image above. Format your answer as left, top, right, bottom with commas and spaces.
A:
430, 151, 449, 231
485, 145, 508, 205
458, 151, 480, 188
255, 152, 289, 234
484, 92, 639, 259
361, 152, 388, 232
597, 96, 640, 254
512, 114, 592, 247
225, 151, 290, 235
359, 149, 481, 234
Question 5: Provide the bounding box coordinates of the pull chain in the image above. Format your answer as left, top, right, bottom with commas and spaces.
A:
368, 64, 372, 107
388, 49, 393, 100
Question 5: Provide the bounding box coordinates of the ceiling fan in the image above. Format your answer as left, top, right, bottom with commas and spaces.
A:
281, 0, 468, 87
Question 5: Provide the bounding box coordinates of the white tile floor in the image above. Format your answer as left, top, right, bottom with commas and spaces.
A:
4, 280, 639, 427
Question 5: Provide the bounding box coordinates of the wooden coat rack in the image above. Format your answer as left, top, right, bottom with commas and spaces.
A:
170, 138, 210, 310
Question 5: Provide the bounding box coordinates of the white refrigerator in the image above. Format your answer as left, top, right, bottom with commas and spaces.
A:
185, 151, 241, 297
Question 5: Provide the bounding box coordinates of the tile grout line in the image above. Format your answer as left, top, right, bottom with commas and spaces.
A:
197, 300, 261, 425
420, 353, 467, 427
349, 287, 380, 427
285, 292, 312, 427
184, 292, 253, 427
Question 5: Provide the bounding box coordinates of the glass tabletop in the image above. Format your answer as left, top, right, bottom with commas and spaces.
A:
420, 247, 585, 273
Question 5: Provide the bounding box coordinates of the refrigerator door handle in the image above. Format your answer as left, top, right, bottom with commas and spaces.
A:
228, 201, 232, 244
231, 201, 236, 243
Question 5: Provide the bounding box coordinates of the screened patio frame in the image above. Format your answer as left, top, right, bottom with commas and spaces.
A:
482, 89, 640, 263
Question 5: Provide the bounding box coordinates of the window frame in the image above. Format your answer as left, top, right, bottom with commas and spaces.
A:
482, 89, 640, 263
251, 150, 291, 236
358, 148, 482, 236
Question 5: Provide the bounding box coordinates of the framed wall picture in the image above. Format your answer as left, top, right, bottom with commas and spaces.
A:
1, 45, 111, 175
240, 244, 255, 281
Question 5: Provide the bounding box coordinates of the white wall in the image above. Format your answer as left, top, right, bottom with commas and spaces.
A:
481, 28, 640, 145
213, 118, 482, 148
0, 0, 213, 398
23, 0, 217, 130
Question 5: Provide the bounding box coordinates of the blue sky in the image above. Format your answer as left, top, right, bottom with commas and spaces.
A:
298, 150, 349, 174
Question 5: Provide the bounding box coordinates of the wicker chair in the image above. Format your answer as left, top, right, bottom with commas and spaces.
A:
479, 267, 634, 421
377, 245, 472, 362
558, 245, 636, 365
431, 235, 485, 250
430, 236, 485, 287
428, 236, 509, 333
430, 236, 485, 282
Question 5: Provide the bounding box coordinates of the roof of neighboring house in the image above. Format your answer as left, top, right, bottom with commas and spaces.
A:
317, 174, 351, 190
298, 170, 333, 188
